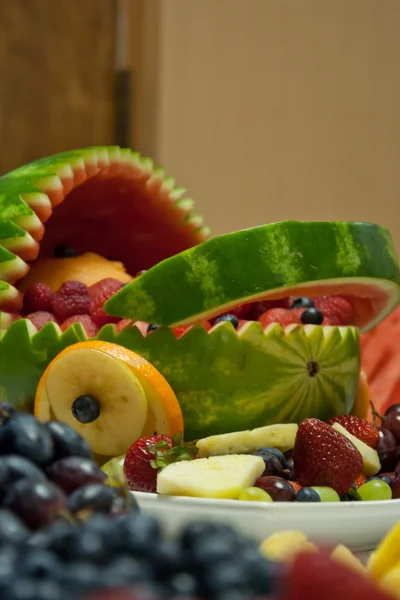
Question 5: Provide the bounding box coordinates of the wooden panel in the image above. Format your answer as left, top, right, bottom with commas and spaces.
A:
147, 0, 400, 250
0, 0, 117, 175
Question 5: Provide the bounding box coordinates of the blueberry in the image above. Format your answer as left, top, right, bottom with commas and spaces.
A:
71, 395, 100, 424
240, 551, 277, 595
290, 297, 314, 309
114, 512, 162, 555
54, 244, 77, 258
147, 324, 160, 333
214, 314, 239, 329
0, 510, 29, 546
368, 475, 393, 486
0, 545, 18, 589
0, 403, 15, 425
17, 549, 62, 580
168, 572, 200, 596
44, 421, 92, 460
300, 307, 324, 325
26, 519, 76, 557
69, 530, 109, 564
296, 487, 321, 502
0, 414, 54, 467
203, 559, 253, 595
191, 532, 237, 569
102, 555, 154, 586
180, 521, 238, 552
55, 561, 102, 594
151, 539, 182, 579
4, 579, 69, 600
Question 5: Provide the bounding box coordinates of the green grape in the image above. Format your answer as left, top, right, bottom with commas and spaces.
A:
238, 487, 273, 502
311, 486, 340, 502
101, 454, 125, 487
357, 479, 392, 501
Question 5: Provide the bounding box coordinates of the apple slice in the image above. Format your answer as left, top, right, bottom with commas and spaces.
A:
332, 422, 381, 477
157, 454, 265, 499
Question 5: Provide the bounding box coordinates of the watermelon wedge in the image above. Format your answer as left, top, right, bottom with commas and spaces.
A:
106, 221, 400, 332
0, 146, 209, 318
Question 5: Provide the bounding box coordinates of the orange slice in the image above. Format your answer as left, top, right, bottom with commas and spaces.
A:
35, 340, 183, 456
18, 252, 132, 292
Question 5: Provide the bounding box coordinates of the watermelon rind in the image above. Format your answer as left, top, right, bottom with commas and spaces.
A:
0, 146, 210, 317
105, 221, 400, 333
1, 318, 360, 441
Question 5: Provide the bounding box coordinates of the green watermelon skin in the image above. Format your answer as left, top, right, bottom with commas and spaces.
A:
106, 221, 400, 332
0, 319, 360, 441
0, 146, 209, 317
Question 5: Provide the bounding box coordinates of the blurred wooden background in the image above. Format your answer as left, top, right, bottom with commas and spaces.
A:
1, 0, 400, 250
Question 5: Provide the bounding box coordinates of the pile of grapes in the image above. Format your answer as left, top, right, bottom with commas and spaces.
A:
0, 404, 279, 599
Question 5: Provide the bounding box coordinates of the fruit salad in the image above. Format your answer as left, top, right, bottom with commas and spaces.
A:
0, 403, 396, 600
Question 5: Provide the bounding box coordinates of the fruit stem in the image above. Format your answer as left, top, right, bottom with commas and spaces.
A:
370, 400, 384, 427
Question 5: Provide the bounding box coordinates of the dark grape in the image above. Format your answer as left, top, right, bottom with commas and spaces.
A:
391, 474, 400, 499
251, 450, 283, 477
376, 427, 398, 471
283, 457, 295, 479
3, 479, 68, 530
44, 421, 92, 460
254, 476, 296, 502
0, 455, 45, 502
46, 457, 106, 495
0, 414, 54, 466
68, 483, 116, 515
383, 412, 400, 444
54, 243, 77, 258
385, 403, 400, 417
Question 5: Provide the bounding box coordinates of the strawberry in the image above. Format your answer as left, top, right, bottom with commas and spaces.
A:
314, 295, 354, 325
293, 418, 364, 494
123, 433, 198, 493
327, 415, 380, 448
282, 550, 392, 600
259, 307, 303, 329
247, 299, 288, 320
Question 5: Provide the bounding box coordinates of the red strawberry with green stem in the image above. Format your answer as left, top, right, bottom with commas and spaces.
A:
293, 418, 364, 494
123, 433, 198, 493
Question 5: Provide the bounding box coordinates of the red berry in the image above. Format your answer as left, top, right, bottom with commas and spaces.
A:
293, 418, 364, 494
26, 311, 57, 330
258, 307, 303, 328
52, 281, 91, 322
23, 283, 53, 314
60, 315, 99, 337
327, 415, 380, 449
89, 278, 122, 327
285, 550, 391, 600
173, 320, 211, 339
314, 295, 354, 325
124, 434, 173, 493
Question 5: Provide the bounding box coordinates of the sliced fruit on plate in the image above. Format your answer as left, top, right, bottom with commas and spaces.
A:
260, 531, 318, 563
368, 522, 400, 582
157, 454, 265, 499
0, 146, 208, 317
34, 340, 183, 457
196, 423, 299, 458
106, 221, 400, 332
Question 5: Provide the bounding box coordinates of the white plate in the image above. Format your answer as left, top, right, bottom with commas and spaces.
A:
132, 493, 400, 553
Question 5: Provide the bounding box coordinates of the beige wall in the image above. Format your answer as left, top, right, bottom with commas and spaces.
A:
139, 1, 400, 248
